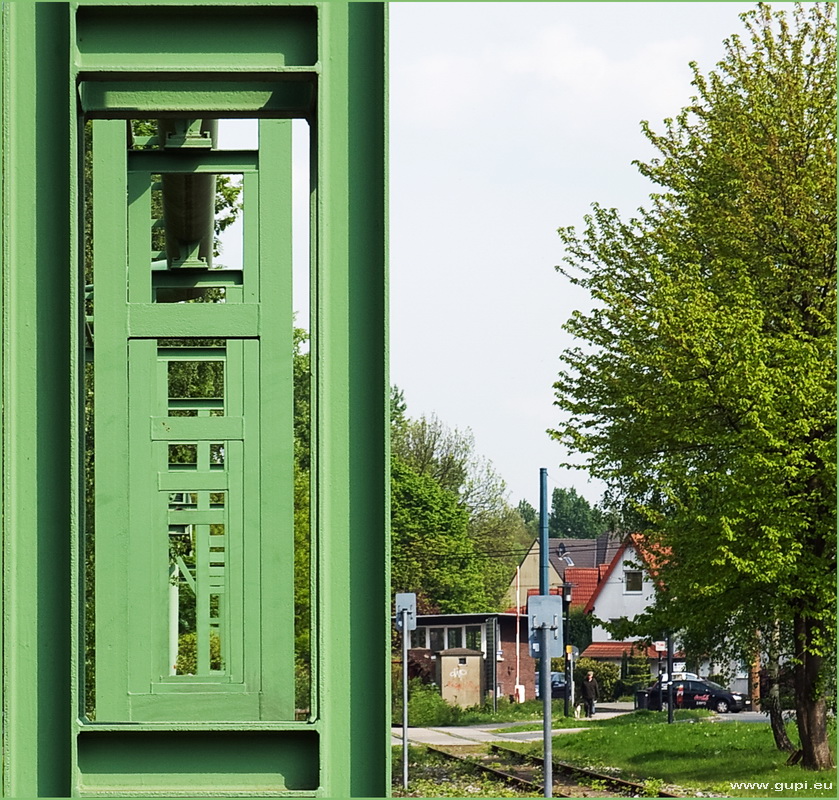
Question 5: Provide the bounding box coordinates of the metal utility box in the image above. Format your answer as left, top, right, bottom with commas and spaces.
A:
436, 649, 485, 708
0, 2, 387, 797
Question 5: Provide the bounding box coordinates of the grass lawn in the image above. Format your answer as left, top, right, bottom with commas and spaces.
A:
401, 697, 572, 727
516, 713, 837, 797
492, 708, 711, 733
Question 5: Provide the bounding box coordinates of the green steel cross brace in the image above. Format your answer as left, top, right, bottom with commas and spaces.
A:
0, 2, 388, 797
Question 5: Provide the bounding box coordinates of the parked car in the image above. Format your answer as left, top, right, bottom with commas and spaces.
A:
646, 677, 750, 713
535, 671, 569, 699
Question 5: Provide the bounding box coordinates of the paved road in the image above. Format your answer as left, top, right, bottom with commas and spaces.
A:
715, 710, 769, 723
391, 705, 633, 746
391, 703, 770, 746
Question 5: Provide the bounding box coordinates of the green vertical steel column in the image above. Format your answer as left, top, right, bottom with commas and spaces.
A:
1, 2, 388, 796
1, 2, 73, 797
317, 4, 389, 797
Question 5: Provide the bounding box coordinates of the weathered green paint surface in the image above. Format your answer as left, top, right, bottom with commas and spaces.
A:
1, 2, 388, 796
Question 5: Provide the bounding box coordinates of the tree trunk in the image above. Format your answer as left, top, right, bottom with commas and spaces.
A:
767, 687, 795, 753
793, 613, 835, 770
767, 622, 795, 753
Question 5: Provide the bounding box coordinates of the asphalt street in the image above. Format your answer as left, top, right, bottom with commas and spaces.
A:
391, 703, 771, 746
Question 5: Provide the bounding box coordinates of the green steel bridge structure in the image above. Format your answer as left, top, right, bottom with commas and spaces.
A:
0, 2, 388, 796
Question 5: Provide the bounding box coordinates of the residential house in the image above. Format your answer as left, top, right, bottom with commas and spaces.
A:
580, 533, 661, 679
501, 532, 621, 610
499, 531, 752, 694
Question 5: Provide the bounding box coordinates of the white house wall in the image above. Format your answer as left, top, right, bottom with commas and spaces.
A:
590, 544, 656, 640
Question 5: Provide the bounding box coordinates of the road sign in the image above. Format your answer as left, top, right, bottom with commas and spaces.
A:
395, 593, 417, 631
527, 595, 564, 658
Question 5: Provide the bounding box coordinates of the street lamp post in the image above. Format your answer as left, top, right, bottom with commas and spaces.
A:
562, 582, 572, 717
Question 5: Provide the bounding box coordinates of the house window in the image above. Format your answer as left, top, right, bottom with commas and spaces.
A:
411, 624, 486, 654
624, 570, 643, 593
428, 628, 445, 652
465, 625, 482, 651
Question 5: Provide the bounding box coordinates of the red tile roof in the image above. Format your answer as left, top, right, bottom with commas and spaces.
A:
582, 641, 663, 659
563, 567, 599, 610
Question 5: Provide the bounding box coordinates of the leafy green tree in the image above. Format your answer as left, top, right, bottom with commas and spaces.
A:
390, 385, 408, 433
392, 406, 528, 608
468, 505, 532, 610
551, 3, 835, 769
548, 487, 602, 539
391, 458, 491, 613
291, 326, 312, 711
392, 412, 508, 516
515, 499, 539, 538
567, 607, 593, 652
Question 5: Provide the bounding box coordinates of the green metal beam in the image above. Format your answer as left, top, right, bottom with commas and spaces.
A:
1, 2, 388, 796
1, 2, 73, 796
79, 80, 316, 118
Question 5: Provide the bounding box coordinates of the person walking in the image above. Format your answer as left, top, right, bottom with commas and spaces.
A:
581, 670, 600, 717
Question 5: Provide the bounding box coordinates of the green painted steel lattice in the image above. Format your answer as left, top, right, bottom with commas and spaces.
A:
91, 119, 295, 724
1, 3, 388, 797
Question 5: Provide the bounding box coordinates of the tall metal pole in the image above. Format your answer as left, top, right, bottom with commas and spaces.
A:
402, 608, 410, 789
539, 468, 552, 797
563, 588, 571, 718
541, 625, 552, 798
515, 567, 521, 700
539, 468, 549, 595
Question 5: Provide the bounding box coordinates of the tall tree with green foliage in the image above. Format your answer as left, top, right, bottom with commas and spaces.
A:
548, 487, 602, 539
515, 499, 539, 536
550, 3, 835, 769
392, 408, 529, 608
292, 327, 312, 709
391, 458, 491, 613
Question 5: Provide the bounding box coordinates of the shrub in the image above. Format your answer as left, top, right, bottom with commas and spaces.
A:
576, 657, 620, 701
408, 682, 460, 726
393, 678, 460, 726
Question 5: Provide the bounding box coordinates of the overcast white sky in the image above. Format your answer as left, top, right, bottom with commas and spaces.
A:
218, 2, 765, 510
387, 2, 761, 509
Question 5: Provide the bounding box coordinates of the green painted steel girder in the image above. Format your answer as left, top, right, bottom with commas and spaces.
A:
1, 2, 388, 797
79, 80, 316, 118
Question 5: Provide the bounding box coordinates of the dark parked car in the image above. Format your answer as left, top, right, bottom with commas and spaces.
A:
646, 678, 750, 713
535, 671, 569, 700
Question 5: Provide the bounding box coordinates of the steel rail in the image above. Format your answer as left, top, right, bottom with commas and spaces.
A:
426, 745, 552, 796
489, 744, 683, 798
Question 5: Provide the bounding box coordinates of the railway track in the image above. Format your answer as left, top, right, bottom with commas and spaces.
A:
426, 743, 682, 797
